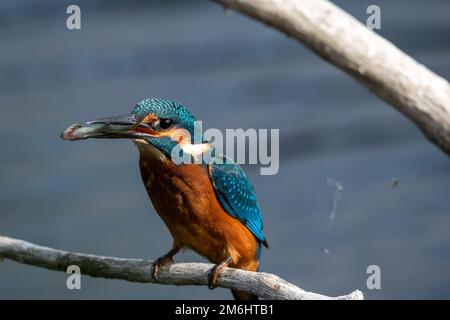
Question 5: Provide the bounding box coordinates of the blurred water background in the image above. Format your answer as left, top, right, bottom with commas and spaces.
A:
0, 0, 449, 299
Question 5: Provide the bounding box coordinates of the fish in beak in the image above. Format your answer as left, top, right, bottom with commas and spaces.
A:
61, 114, 159, 141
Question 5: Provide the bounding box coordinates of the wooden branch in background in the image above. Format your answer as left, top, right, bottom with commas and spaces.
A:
0, 235, 363, 300
214, 0, 450, 155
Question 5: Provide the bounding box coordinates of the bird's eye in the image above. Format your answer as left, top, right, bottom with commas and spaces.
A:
159, 118, 173, 130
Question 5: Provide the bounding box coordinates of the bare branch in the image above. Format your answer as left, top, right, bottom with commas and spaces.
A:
0, 235, 363, 300
213, 0, 450, 155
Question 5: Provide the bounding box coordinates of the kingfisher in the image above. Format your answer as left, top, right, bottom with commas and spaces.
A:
61, 98, 268, 300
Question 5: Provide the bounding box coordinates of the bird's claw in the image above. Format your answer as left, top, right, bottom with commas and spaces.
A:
207, 265, 221, 290
208, 257, 232, 290
150, 262, 161, 281
151, 256, 173, 282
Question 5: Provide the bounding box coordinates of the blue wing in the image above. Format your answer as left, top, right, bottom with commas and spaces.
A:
208, 156, 268, 248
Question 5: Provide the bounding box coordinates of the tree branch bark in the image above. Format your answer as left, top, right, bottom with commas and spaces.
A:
0, 235, 363, 300
213, 0, 450, 155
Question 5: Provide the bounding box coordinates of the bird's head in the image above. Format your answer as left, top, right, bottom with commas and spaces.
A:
61, 98, 198, 156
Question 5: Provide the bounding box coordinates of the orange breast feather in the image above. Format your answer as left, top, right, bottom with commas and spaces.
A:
137, 143, 259, 271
